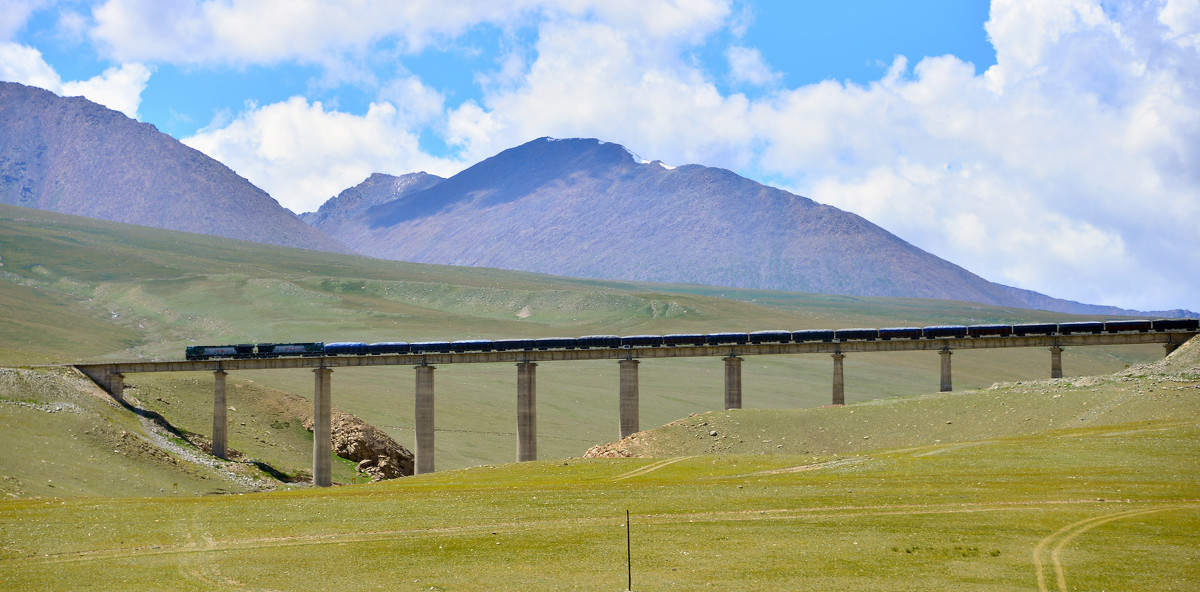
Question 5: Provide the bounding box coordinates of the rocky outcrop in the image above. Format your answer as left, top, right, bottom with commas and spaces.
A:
583, 441, 634, 459
1119, 335, 1200, 377
304, 410, 414, 480
584, 431, 648, 459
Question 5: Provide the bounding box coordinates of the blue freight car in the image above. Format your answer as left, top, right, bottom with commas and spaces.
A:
967, 324, 1012, 337
451, 340, 494, 353
410, 341, 452, 354
1058, 321, 1104, 335
1103, 320, 1152, 333
923, 325, 968, 339
879, 327, 922, 340
748, 330, 791, 344
493, 338, 535, 352
663, 334, 705, 346
577, 335, 621, 349
534, 337, 577, 350
705, 332, 749, 345
621, 335, 664, 348
324, 342, 369, 356
835, 328, 878, 341
792, 329, 835, 343
1012, 323, 1057, 336
1152, 318, 1199, 331
367, 342, 410, 355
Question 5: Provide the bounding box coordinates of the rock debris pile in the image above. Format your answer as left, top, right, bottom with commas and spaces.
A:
305, 411, 415, 480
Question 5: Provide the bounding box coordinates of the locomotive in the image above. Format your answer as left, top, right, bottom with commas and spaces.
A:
184, 342, 323, 360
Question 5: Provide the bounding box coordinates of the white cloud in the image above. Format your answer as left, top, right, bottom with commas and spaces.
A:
54, 9, 90, 43
60, 62, 152, 118
378, 75, 446, 127
726, 45, 780, 87
0, 42, 150, 118
0, 42, 62, 89
87, 0, 731, 65
571, 0, 730, 43
1161, 0, 1200, 50
0, 0, 50, 41
984, 0, 1109, 78
183, 96, 462, 213
447, 16, 754, 171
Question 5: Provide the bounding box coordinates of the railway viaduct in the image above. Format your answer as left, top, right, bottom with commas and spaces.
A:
74, 328, 1197, 487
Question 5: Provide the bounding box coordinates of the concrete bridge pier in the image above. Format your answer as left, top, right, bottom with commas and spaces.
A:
517, 362, 537, 462
1050, 346, 1064, 379
212, 370, 228, 459
619, 359, 639, 439
939, 349, 953, 392
832, 353, 845, 405
1164, 342, 1180, 356
107, 372, 125, 402
724, 356, 742, 410
312, 367, 332, 487
415, 365, 436, 474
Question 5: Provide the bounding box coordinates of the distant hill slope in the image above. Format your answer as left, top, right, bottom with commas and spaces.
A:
299, 171, 443, 246
307, 137, 1172, 316
0, 82, 349, 254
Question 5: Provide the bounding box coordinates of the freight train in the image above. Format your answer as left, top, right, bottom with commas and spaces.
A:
182, 319, 1198, 360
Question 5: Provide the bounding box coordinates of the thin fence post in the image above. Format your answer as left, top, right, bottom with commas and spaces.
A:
627, 509, 632, 591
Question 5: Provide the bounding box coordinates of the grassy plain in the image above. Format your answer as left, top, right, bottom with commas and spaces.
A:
1, 204, 1197, 589
2, 369, 1198, 590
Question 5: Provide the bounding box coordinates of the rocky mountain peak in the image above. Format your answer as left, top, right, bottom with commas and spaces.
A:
299, 171, 443, 226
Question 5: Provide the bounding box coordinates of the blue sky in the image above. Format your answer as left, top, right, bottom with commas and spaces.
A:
2, 0, 1199, 314
9, 1, 999, 142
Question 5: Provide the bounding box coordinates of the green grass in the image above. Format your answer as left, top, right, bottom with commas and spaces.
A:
0, 367, 234, 498
3, 341, 1198, 589
0, 379, 1194, 590
2, 203, 1196, 589
2, 411, 1197, 590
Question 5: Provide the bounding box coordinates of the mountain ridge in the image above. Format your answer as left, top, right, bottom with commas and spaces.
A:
0, 81, 349, 254
307, 137, 1192, 318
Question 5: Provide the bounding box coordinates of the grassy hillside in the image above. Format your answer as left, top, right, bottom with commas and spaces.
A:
1, 342, 1196, 590
0, 365, 370, 499
591, 349, 1200, 460
0, 203, 1167, 474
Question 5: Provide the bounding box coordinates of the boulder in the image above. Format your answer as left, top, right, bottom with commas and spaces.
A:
304, 410, 414, 480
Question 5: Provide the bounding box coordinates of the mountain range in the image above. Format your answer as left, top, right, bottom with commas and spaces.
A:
305, 137, 1188, 317
3, 82, 1192, 317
